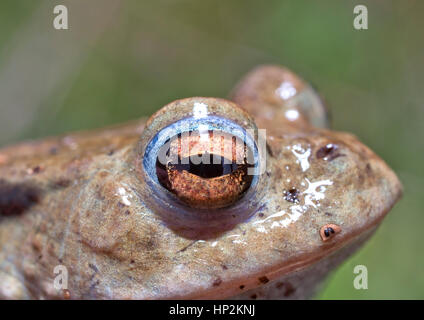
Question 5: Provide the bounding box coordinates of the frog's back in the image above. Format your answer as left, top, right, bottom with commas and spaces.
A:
0, 120, 145, 299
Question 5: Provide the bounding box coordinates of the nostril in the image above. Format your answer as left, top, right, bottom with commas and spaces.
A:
316, 143, 337, 158
320, 224, 342, 241
316, 143, 344, 161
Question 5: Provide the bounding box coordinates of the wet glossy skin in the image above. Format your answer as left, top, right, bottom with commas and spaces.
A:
0, 65, 402, 299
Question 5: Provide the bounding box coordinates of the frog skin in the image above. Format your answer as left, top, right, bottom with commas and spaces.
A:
0, 65, 402, 299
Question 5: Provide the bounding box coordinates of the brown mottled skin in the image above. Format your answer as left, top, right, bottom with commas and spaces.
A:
0, 65, 402, 299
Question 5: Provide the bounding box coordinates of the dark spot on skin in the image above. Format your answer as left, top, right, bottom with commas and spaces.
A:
49, 147, 58, 155
130, 260, 135, 264
117, 202, 126, 209
213, 278, 222, 287
98, 172, 109, 179
283, 187, 299, 203
88, 263, 98, 273
239, 285, 245, 290
143, 237, 156, 251
276, 281, 296, 297
316, 143, 344, 161
274, 168, 282, 180
259, 276, 269, 284
31, 240, 42, 252
89, 279, 100, 293
52, 178, 71, 189
29, 166, 42, 174
0, 180, 41, 216
366, 163, 372, 174
283, 283, 295, 297
177, 240, 197, 253
222, 264, 228, 270
250, 294, 257, 299
266, 143, 274, 157
38, 255, 43, 260
95, 189, 106, 201
256, 203, 266, 213
358, 173, 365, 185
276, 282, 284, 289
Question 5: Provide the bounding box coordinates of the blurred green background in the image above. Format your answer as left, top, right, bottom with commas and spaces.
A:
0, 0, 422, 299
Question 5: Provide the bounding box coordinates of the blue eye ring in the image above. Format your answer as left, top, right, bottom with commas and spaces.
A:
143, 115, 260, 188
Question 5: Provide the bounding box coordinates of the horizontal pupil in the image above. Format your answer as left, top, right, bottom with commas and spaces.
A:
172, 153, 239, 179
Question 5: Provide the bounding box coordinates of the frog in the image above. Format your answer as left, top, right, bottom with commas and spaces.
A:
0, 65, 402, 299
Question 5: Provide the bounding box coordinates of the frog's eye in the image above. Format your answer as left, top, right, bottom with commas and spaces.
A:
231, 65, 330, 129
155, 130, 254, 209
136, 97, 267, 234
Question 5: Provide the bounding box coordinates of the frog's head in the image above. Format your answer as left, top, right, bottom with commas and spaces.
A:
76, 66, 402, 299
